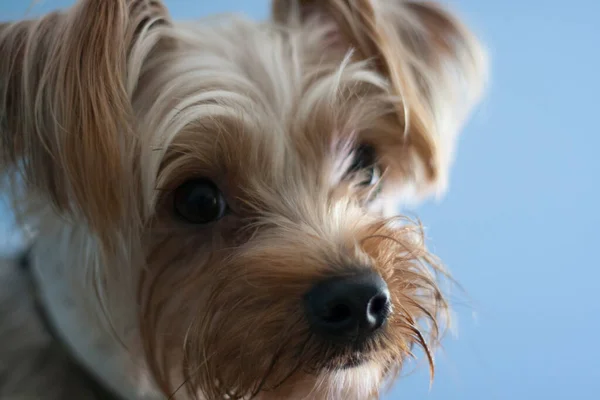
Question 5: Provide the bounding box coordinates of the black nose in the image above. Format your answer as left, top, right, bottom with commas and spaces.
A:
304, 271, 391, 341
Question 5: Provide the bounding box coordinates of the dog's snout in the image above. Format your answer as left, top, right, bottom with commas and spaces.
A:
304, 271, 391, 341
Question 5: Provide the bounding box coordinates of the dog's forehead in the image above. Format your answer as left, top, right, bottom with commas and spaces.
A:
170, 19, 312, 118
152, 20, 376, 188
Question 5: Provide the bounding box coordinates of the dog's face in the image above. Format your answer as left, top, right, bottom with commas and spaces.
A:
0, 0, 486, 398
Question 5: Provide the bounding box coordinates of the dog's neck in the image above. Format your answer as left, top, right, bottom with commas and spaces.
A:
29, 219, 162, 400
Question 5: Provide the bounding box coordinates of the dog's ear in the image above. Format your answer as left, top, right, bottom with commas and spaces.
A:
273, 0, 487, 201
0, 0, 170, 244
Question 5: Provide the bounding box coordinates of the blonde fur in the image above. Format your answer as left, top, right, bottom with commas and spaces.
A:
0, 1, 486, 399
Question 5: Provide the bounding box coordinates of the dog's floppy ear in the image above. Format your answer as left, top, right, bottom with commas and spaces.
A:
273, 0, 487, 200
0, 0, 170, 242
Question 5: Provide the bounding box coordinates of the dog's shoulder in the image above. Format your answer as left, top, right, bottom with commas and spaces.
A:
0, 256, 115, 400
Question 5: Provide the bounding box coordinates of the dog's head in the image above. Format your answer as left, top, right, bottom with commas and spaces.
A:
0, 0, 486, 398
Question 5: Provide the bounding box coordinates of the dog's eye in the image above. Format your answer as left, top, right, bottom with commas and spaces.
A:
173, 179, 227, 224
349, 144, 380, 186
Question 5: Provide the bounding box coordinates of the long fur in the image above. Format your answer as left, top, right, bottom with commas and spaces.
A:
0, 1, 487, 399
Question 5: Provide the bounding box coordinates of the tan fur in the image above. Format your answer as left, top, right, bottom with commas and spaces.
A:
0, 1, 487, 399
0, 0, 170, 247
273, 0, 487, 199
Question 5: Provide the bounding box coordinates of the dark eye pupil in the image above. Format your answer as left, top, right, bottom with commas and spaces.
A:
349, 144, 378, 186
349, 144, 376, 172
173, 179, 226, 224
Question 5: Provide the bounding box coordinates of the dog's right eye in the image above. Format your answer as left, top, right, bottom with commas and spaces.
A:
173, 179, 227, 224
348, 144, 380, 187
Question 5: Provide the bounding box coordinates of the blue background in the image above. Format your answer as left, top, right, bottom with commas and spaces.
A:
2, 1, 599, 399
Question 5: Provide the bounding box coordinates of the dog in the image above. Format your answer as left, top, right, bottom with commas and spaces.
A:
0, 0, 487, 398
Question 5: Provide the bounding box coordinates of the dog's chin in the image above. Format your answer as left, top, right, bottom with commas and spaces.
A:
323, 351, 372, 370
336, 354, 370, 369
319, 334, 387, 371
252, 358, 387, 400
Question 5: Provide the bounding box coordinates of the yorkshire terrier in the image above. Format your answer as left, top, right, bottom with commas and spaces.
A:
0, 0, 487, 399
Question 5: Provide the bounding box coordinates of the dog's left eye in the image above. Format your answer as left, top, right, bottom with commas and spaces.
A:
173, 179, 227, 224
348, 144, 381, 187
